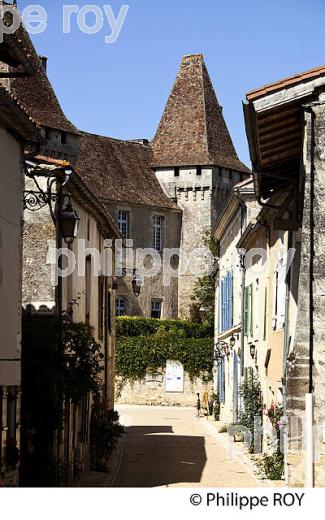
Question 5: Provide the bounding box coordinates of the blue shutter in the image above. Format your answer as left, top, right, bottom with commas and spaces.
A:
229, 272, 233, 328
220, 279, 224, 332
225, 275, 229, 330
220, 279, 225, 332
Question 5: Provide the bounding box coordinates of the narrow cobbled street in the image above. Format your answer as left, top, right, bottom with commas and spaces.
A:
114, 406, 262, 488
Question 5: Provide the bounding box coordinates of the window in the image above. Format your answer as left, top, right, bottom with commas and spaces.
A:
152, 216, 164, 252
244, 285, 253, 337
118, 210, 130, 239
79, 396, 90, 443
174, 167, 180, 177
7, 387, 17, 441
196, 166, 202, 176
220, 271, 233, 333
85, 256, 91, 325
272, 258, 286, 330
98, 276, 104, 340
151, 299, 162, 319
61, 131, 67, 145
87, 219, 91, 241
263, 288, 267, 341
116, 297, 126, 317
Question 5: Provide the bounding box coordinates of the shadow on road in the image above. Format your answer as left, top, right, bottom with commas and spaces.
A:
116, 425, 207, 487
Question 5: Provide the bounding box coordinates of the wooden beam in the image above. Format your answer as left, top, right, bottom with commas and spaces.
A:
257, 104, 299, 124
258, 116, 299, 135
259, 131, 301, 151
259, 124, 301, 143
261, 146, 300, 163
259, 170, 295, 180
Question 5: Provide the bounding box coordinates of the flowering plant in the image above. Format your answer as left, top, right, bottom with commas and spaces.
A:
265, 402, 285, 432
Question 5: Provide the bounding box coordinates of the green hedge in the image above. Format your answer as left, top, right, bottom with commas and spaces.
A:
116, 334, 214, 383
116, 316, 213, 339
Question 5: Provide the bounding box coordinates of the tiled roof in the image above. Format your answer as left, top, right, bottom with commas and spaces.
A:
73, 132, 180, 210
28, 154, 122, 238
246, 65, 325, 101
0, 26, 78, 134
152, 54, 249, 172
0, 83, 42, 142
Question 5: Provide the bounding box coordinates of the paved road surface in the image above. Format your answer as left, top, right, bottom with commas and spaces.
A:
114, 405, 262, 488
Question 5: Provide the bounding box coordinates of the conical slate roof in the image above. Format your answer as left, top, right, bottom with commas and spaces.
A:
152, 54, 249, 172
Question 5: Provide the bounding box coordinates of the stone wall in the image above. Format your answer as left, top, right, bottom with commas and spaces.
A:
286, 100, 325, 487
107, 201, 181, 320
155, 166, 241, 318
116, 373, 213, 407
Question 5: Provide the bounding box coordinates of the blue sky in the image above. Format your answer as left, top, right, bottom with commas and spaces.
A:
18, 0, 325, 165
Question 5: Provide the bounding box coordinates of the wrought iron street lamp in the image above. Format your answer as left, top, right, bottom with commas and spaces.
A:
229, 335, 236, 349
23, 159, 79, 245
213, 346, 223, 367
214, 344, 224, 367
132, 271, 142, 297
216, 340, 230, 358
249, 343, 256, 359
59, 201, 80, 245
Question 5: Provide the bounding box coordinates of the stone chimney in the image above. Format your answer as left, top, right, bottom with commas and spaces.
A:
39, 56, 47, 73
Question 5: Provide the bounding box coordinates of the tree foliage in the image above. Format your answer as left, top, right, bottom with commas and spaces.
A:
116, 323, 214, 384
190, 232, 218, 328
117, 316, 213, 338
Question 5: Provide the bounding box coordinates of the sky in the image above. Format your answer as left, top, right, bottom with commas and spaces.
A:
17, 0, 325, 166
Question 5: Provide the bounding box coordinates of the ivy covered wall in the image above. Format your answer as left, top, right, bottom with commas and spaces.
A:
115, 317, 214, 406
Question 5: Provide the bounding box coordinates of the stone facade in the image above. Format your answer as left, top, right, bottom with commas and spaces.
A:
107, 201, 182, 319
0, 81, 41, 485
156, 166, 243, 318
116, 374, 213, 408
286, 101, 325, 487
243, 66, 325, 486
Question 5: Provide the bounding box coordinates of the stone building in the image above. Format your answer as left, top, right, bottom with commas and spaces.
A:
72, 132, 182, 320
213, 178, 259, 425
213, 64, 325, 487
22, 154, 120, 483
0, 32, 42, 486
152, 54, 250, 318
243, 66, 325, 487
1, 24, 121, 483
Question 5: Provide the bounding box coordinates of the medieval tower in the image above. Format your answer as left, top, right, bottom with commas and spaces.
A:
152, 54, 249, 318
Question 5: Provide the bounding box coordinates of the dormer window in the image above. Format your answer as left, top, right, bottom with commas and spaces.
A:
118, 210, 130, 238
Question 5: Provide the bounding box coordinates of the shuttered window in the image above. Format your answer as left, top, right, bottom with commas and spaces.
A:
272, 258, 286, 330
244, 285, 253, 337
220, 271, 233, 333
263, 287, 267, 341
